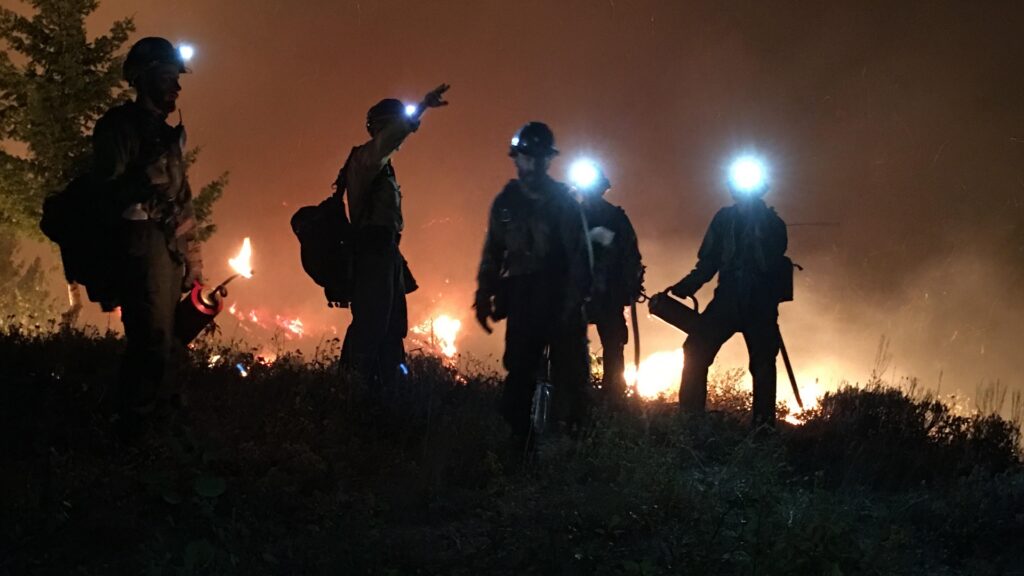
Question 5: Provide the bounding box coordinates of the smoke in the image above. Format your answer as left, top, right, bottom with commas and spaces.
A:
23, 0, 1015, 405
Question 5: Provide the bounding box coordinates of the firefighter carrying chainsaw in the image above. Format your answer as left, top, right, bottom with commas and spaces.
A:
663, 155, 793, 429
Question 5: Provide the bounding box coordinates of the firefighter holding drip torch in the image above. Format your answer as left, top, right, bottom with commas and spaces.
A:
92, 37, 204, 436
666, 155, 793, 429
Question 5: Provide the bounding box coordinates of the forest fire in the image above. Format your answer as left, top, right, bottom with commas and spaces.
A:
412, 314, 462, 359
624, 349, 684, 401
224, 302, 307, 340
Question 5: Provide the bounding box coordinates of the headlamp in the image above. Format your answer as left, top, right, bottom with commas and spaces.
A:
728, 155, 769, 195
569, 158, 602, 191
178, 44, 195, 63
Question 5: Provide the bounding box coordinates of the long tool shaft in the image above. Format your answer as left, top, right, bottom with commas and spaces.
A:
630, 302, 641, 376
779, 331, 803, 409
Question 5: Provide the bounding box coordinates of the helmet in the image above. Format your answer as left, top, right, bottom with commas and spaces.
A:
123, 37, 188, 86
366, 98, 405, 123
509, 122, 558, 158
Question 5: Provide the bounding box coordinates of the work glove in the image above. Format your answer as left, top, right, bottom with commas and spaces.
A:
474, 291, 494, 334
669, 280, 695, 300
588, 226, 616, 247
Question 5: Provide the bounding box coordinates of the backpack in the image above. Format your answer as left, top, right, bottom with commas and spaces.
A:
290, 155, 354, 308
39, 173, 121, 310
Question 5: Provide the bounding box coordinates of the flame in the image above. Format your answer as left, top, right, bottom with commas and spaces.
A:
782, 377, 827, 425
412, 314, 462, 358
275, 316, 305, 338
624, 349, 684, 401
229, 237, 254, 279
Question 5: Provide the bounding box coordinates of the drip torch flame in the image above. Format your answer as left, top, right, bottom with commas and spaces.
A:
229, 237, 254, 279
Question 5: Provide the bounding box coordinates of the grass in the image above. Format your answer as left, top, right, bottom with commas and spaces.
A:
1, 323, 1022, 575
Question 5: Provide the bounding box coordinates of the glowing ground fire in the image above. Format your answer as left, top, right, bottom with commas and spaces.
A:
624, 349, 685, 401
412, 314, 462, 359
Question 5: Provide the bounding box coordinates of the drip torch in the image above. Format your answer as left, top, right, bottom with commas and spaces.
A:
174, 238, 253, 344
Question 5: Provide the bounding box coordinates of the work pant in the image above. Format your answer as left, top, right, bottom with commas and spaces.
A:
589, 306, 628, 400
679, 291, 780, 427
118, 220, 183, 415
341, 227, 408, 389
501, 274, 590, 438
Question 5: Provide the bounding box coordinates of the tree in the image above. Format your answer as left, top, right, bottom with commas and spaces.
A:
0, 0, 226, 318
0, 0, 132, 234
0, 230, 52, 324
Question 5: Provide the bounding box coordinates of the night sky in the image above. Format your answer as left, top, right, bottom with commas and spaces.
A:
71, 0, 1024, 402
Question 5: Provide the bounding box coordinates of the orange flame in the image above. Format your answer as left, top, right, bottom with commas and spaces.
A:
276, 316, 305, 338
229, 237, 254, 278
624, 349, 684, 401
412, 314, 462, 359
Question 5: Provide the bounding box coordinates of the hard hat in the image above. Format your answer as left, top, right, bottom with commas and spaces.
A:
509, 122, 558, 158
366, 98, 406, 124
123, 37, 188, 86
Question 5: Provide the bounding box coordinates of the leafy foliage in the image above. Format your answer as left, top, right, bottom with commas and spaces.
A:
183, 147, 228, 243
0, 0, 225, 241
0, 0, 132, 235
0, 230, 52, 322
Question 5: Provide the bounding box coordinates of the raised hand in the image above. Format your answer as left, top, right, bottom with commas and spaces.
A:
422, 83, 451, 109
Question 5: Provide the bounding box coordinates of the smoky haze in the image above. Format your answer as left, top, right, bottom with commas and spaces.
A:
65, 0, 1023, 401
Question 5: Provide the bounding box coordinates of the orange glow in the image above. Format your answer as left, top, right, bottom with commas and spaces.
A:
624, 349, 684, 401
782, 376, 827, 425
412, 314, 462, 359
276, 316, 305, 338
229, 237, 254, 279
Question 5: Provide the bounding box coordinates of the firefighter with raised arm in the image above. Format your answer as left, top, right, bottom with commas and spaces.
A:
340, 84, 450, 388
570, 160, 643, 405
475, 122, 593, 445
92, 37, 203, 435
668, 155, 791, 428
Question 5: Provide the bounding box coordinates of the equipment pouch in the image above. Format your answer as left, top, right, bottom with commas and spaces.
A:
775, 256, 795, 303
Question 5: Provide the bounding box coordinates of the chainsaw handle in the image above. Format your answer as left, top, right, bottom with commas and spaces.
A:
650, 290, 699, 314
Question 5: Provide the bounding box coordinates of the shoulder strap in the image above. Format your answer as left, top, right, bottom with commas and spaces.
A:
332, 147, 357, 199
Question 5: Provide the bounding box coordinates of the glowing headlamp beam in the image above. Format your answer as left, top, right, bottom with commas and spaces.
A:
569, 158, 602, 190
178, 44, 195, 62
728, 155, 768, 194
404, 104, 418, 117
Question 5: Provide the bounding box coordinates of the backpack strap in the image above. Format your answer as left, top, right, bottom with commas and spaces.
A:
331, 147, 359, 222
332, 147, 356, 197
